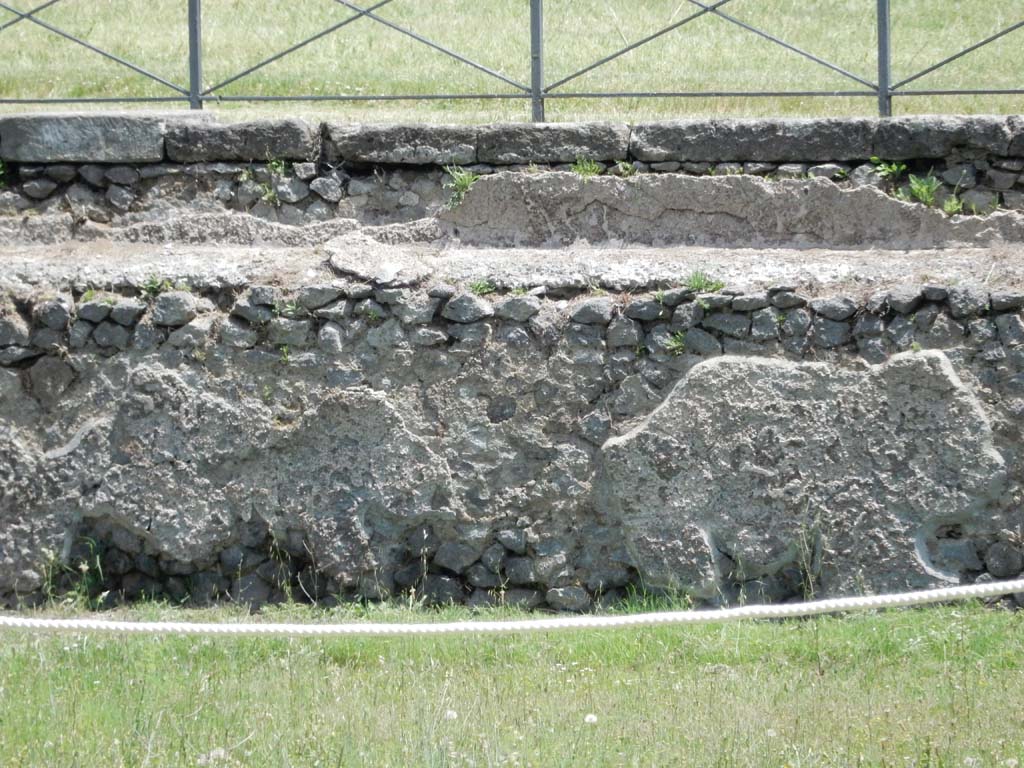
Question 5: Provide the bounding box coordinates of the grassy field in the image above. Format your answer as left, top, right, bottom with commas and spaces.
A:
1, 600, 1023, 766
0, 0, 1022, 122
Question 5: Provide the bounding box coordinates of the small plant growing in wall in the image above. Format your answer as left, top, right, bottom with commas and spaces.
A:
615, 160, 637, 178
141, 276, 173, 300
0, 159, 6, 188
907, 173, 942, 207
943, 194, 964, 216
266, 155, 288, 178
571, 156, 602, 179
443, 165, 481, 209
469, 279, 497, 296
684, 270, 725, 293
869, 156, 907, 183
665, 331, 687, 356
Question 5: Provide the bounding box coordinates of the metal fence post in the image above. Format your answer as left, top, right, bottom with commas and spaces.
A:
530, 0, 545, 122
188, 0, 203, 109
876, 0, 892, 117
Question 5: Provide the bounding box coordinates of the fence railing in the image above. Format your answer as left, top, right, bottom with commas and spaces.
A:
1, 0, 1022, 119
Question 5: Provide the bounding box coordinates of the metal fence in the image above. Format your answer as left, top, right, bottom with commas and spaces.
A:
1, 0, 1022, 119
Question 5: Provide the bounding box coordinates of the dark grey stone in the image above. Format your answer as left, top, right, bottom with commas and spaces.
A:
607, 316, 642, 347
105, 166, 140, 186
77, 300, 111, 324
441, 293, 493, 323
770, 291, 807, 309
496, 529, 527, 555
478, 122, 630, 164
701, 312, 750, 338
630, 118, 875, 162
946, 285, 989, 318
887, 285, 923, 314
546, 586, 591, 612
572, 296, 615, 325
267, 318, 312, 347
495, 295, 541, 322
853, 314, 885, 337
749, 307, 781, 340
810, 296, 857, 321
44, 164, 77, 183
732, 293, 770, 311
624, 297, 670, 322
325, 123, 477, 165
858, 337, 888, 364
296, 285, 344, 310
165, 119, 318, 162
421, 575, 464, 606
33, 298, 71, 330
152, 291, 197, 327
811, 317, 852, 348
872, 116, 1012, 159
309, 176, 343, 203
68, 320, 94, 349
22, 179, 57, 199
106, 184, 135, 212
274, 177, 309, 204
682, 327, 722, 356
433, 541, 483, 574
672, 302, 704, 329
0, 114, 170, 163
220, 317, 260, 349
92, 320, 130, 350
995, 313, 1024, 347
991, 291, 1024, 311
985, 542, 1024, 579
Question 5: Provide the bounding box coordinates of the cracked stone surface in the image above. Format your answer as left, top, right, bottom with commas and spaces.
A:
597, 352, 1009, 596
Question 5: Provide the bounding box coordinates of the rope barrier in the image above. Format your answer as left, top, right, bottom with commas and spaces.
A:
1, 578, 1022, 638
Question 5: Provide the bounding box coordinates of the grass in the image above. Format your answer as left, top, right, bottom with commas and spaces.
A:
1, 0, 1023, 122
1, 601, 1024, 766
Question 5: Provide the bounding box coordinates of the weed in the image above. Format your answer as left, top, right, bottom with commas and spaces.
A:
571, 156, 602, 179
665, 331, 687, 356
278, 344, 291, 364
365, 308, 383, 323
654, 290, 666, 305
0, 158, 6, 188
943, 194, 964, 216
834, 168, 849, 180
615, 160, 637, 178
266, 155, 288, 178
141, 276, 173, 300
911, 341, 923, 352
469, 279, 496, 296
238, 167, 254, 183
511, 287, 528, 296
259, 182, 279, 207
274, 300, 301, 317
684, 270, 725, 293
525, 162, 543, 174
870, 156, 908, 182
443, 165, 481, 209
908, 172, 942, 207
81, 288, 96, 303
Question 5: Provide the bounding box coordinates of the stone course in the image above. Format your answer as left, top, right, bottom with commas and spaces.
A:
2, 271, 1023, 611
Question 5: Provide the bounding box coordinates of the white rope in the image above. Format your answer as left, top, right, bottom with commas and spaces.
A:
1, 578, 1022, 637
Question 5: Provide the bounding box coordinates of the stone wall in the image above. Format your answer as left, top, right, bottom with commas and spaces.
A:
2, 270, 1023, 610
1, 114, 1023, 230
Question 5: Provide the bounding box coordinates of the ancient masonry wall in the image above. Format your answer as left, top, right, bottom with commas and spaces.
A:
1, 113, 1024, 612
1, 115, 1023, 224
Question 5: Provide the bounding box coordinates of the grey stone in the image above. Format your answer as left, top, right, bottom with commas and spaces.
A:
478, 123, 630, 164
77, 164, 108, 188
106, 185, 136, 212
607, 317, 642, 347
152, 291, 197, 327
961, 188, 999, 214
810, 296, 857, 321
858, 337, 888, 364
292, 162, 317, 181
854, 314, 885, 338
441, 293, 493, 323
21, 179, 57, 199
811, 317, 852, 348
77, 300, 111, 324
679, 327, 721, 356
624, 297, 670, 322
887, 285, 923, 314
389, 292, 440, 325
220, 317, 259, 349
165, 119, 318, 162
946, 285, 989, 318
807, 163, 848, 179
33, 297, 71, 330
504, 557, 538, 585
92, 320, 131, 350
597, 352, 1008, 595
732, 293, 770, 311
105, 166, 140, 186
885, 315, 915, 350
501, 588, 545, 609
44, 164, 77, 183
995, 313, 1024, 347
990, 291, 1024, 311
923, 285, 948, 302
167, 317, 213, 349
105, 299, 144, 327
771, 291, 807, 309
409, 327, 447, 347
309, 176, 343, 203
671, 302, 704, 329
630, 119, 874, 162
774, 164, 807, 179
296, 285, 344, 310
274, 177, 309, 204
872, 116, 1012, 159
25, 356, 75, 408
546, 586, 591, 612
495, 295, 541, 322
0, 114, 170, 163
701, 312, 750, 338
749, 307, 782, 341
30, 328, 63, 352
497, 529, 527, 555
941, 164, 976, 188
422, 575, 464, 606
985, 168, 1019, 191
848, 164, 885, 189
985, 542, 1024, 578
433, 541, 484, 574
572, 297, 615, 325
366, 319, 406, 349
231, 299, 274, 325
68, 320, 93, 349
481, 543, 507, 573
268, 318, 312, 347
325, 124, 477, 165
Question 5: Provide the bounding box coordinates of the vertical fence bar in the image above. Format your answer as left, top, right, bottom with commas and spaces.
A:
530, 0, 545, 122
876, 0, 892, 117
188, 0, 203, 109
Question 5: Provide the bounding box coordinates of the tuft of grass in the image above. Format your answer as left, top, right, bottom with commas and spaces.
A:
0, 158, 6, 188
665, 330, 687, 356
141, 276, 172, 300
870, 157, 908, 182
571, 156, 603, 179
443, 165, 481, 209
943, 194, 964, 216
685, 270, 726, 293
907, 172, 942, 206
1, 602, 1023, 766
469, 279, 497, 296
615, 160, 638, 178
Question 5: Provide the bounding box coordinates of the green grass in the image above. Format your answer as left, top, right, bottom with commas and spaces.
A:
1, 601, 1024, 766
1, 0, 1023, 122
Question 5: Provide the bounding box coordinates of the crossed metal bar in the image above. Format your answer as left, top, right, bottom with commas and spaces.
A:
0, 0, 1021, 119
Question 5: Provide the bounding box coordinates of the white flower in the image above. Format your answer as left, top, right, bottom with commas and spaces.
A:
584, 714, 598, 724
444, 709, 458, 721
